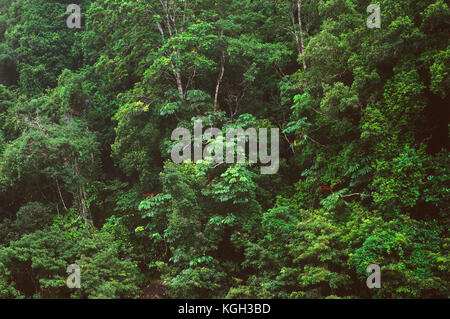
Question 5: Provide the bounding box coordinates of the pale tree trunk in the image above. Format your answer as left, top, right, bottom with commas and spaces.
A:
157, 0, 186, 99
297, 0, 307, 70
73, 158, 93, 232
78, 183, 92, 231
56, 179, 68, 212
289, 0, 307, 70
214, 49, 225, 108
174, 65, 184, 99
290, 12, 301, 57
156, 20, 184, 99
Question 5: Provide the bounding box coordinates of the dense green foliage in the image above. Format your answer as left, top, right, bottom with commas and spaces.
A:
0, 0, 448, 298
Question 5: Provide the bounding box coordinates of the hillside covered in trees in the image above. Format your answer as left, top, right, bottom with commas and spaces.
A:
0, 0, 448, 298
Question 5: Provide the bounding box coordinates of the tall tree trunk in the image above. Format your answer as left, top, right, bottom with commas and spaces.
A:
297, 0, 307, 70
156, 4, 185, 100
214, 49, 225, 108
172, 62, 184, 99
73, 158, 93, 232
